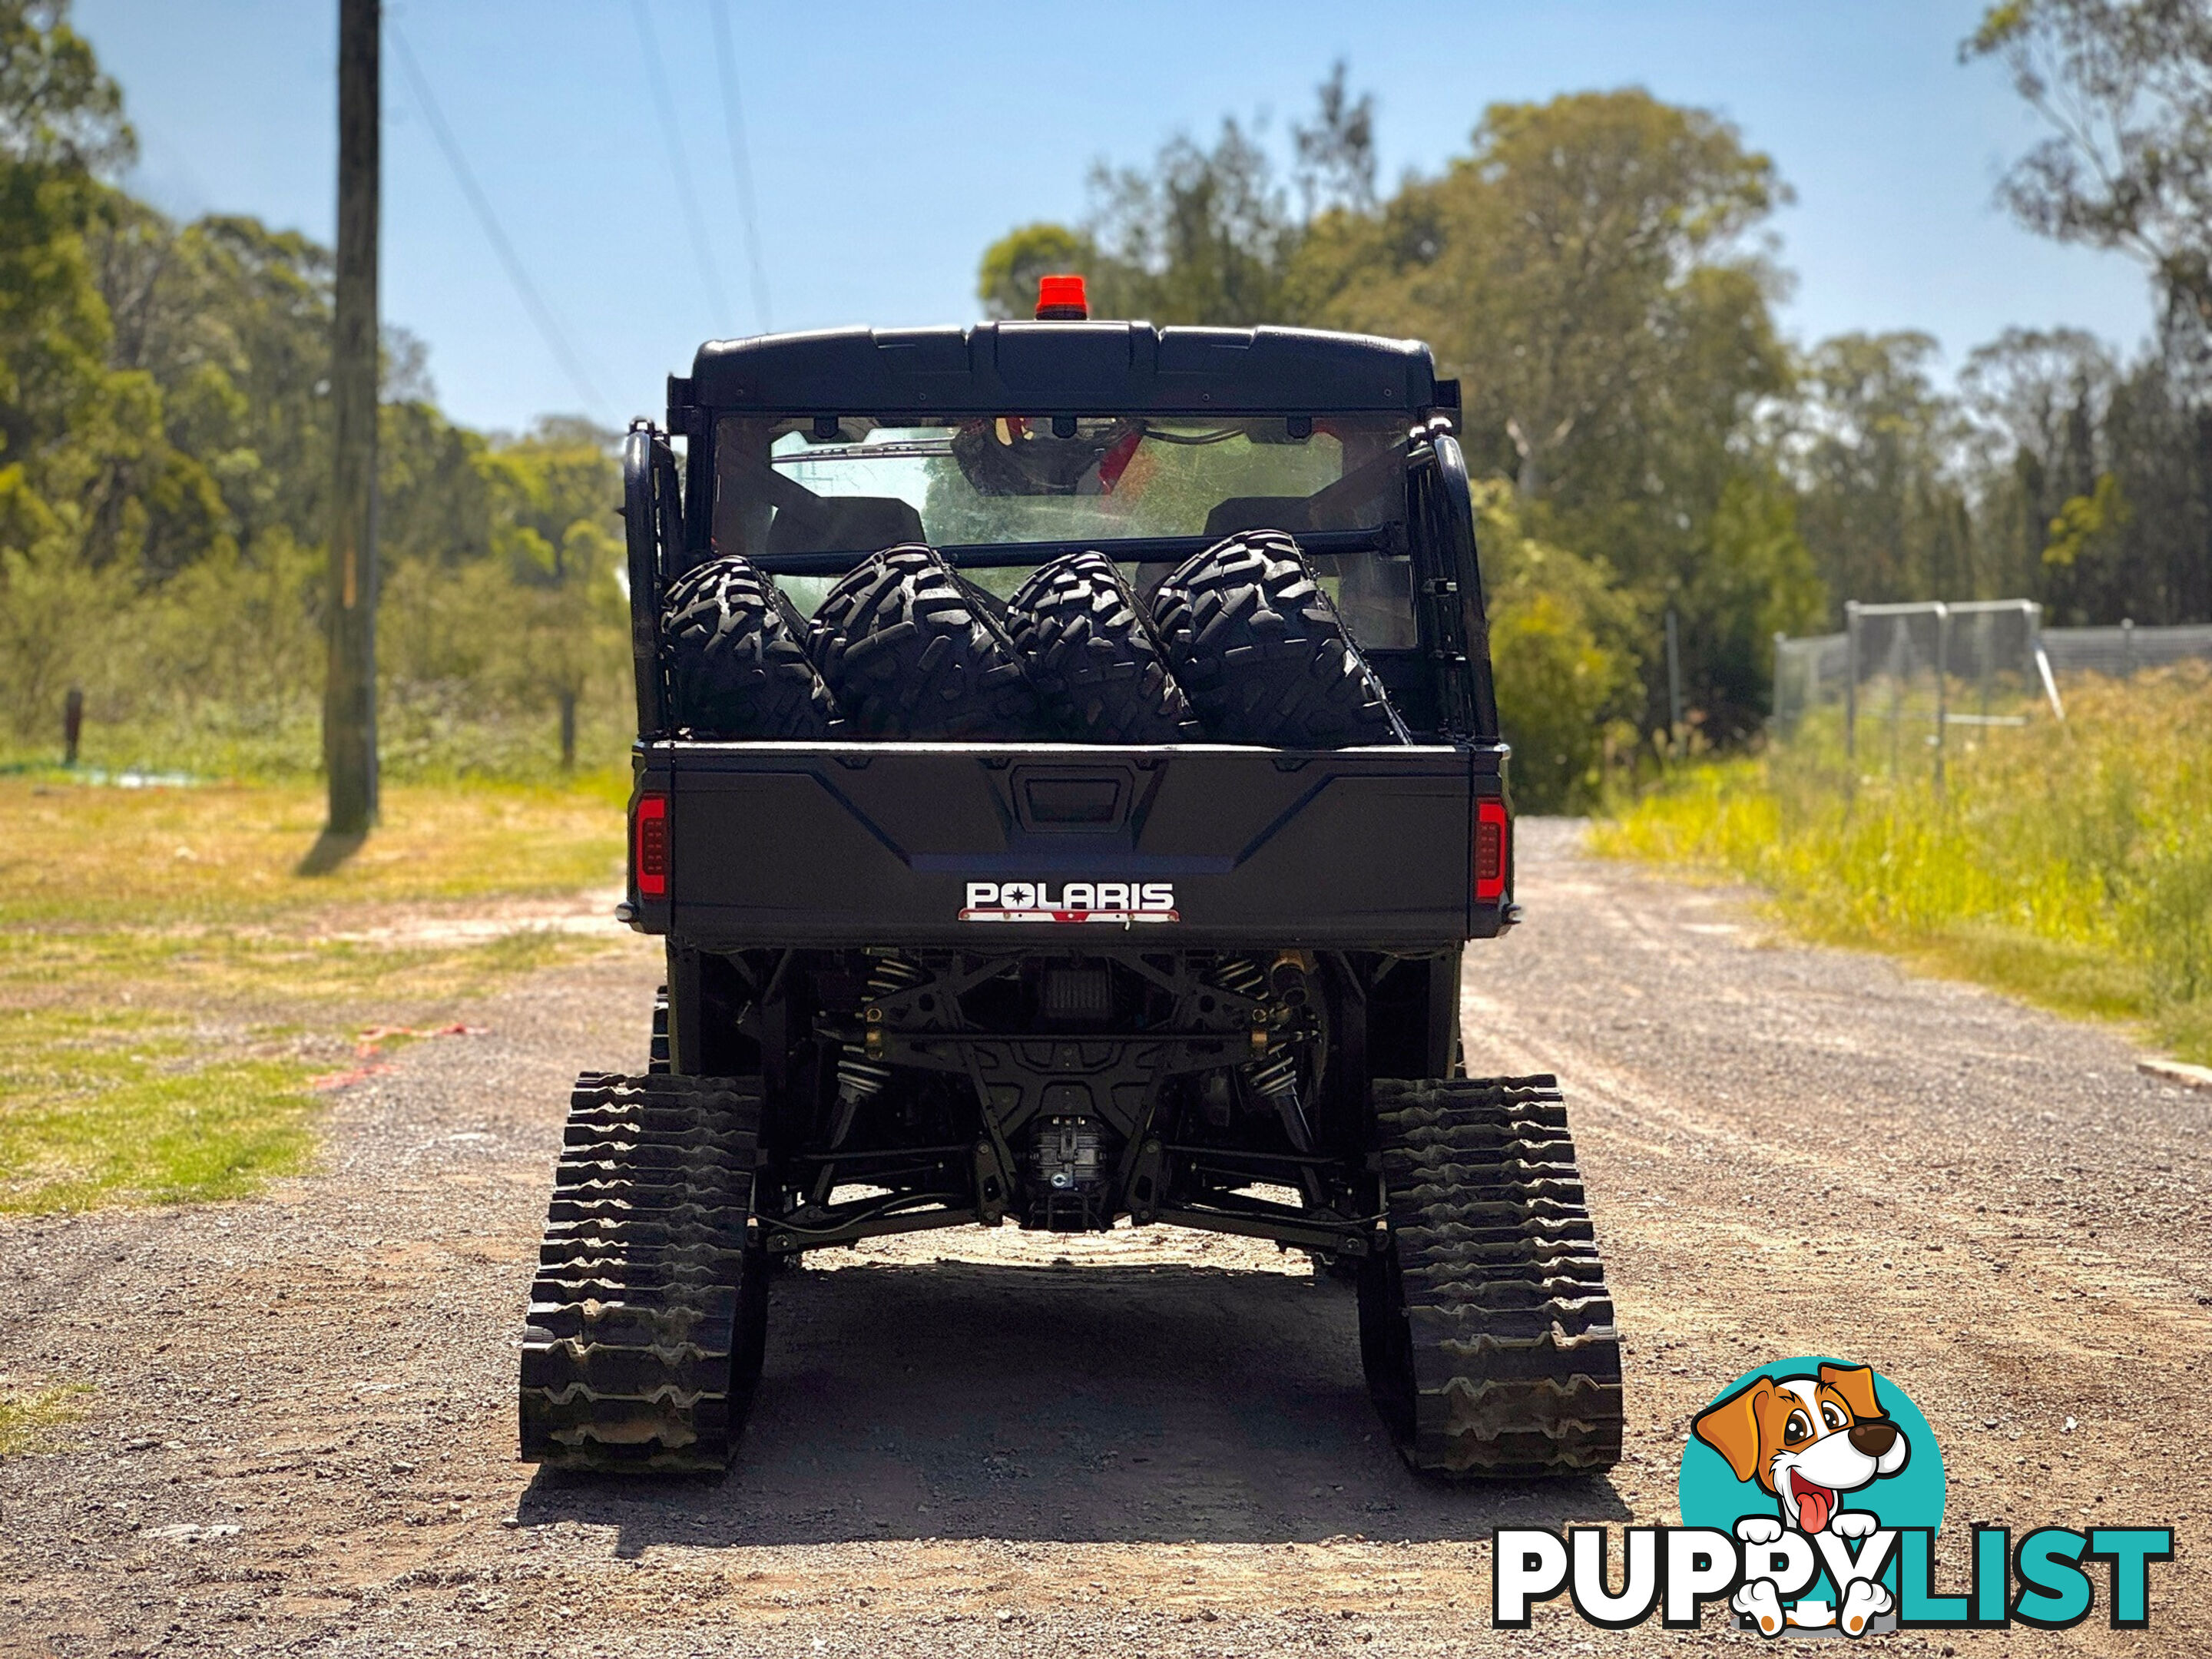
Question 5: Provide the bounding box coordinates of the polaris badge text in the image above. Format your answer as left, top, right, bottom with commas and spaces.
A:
959, 881, 1180, 924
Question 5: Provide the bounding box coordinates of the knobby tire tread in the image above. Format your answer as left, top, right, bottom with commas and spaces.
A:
662, 556, 839, 738
1005, 551, 1201, 743
1151, 529, 1404, 747
807, 545, 1041, 740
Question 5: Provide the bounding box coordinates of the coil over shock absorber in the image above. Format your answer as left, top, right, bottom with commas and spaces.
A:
1211, 955, 1317, 1154
827, 955, 928, 1150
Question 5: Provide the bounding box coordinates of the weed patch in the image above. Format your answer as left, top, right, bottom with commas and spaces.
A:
1595, 666, 2212, 1063
0, 1382, 90, 1456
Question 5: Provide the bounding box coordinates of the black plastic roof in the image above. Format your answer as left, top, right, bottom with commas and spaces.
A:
684, 323, 1443, 417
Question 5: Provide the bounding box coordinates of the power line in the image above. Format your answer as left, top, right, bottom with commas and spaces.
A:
388, 24, 609, 416
632, 0, 733, 330
710, 0, 773, 333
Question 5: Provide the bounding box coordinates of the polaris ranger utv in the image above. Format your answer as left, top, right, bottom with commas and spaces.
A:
518, 290, 1624, 1480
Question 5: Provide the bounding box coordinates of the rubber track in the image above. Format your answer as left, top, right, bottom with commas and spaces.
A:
519, 1072, 767, 1472
1365, 1075, 1624, 1477
806, 545, 1041, 739
662, 556, 838, 738
1005, 551, 1201, 742
1151, 529, 1402, 747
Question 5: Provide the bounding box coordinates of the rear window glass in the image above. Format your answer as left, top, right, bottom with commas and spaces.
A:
711, 414, 1416, 648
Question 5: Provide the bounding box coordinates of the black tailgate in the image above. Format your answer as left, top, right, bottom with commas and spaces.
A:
648, 741, 1485, 949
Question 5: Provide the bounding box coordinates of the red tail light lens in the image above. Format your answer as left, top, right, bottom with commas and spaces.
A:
1475, 798, 1508, 902
634, 793, 669, 897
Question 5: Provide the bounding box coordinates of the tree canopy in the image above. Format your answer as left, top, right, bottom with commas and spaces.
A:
1967, 0, 2212, 341
0, 2, 625, 771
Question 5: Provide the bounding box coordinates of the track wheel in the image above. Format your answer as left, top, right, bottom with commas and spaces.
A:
1359, 1075, 1624, 1477
519, 1073, 770, 1473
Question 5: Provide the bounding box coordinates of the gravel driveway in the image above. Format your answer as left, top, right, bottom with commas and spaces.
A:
3, 820, 2206, 1655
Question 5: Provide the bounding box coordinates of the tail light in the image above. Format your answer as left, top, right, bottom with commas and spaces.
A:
633, 793, 670, 897
1475, 797, 1509, 903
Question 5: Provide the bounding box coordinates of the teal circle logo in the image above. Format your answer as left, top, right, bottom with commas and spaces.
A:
1679, 1357, 1945, 1634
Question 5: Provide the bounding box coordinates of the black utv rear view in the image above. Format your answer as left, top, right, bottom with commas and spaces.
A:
518, 304, 1624, 1483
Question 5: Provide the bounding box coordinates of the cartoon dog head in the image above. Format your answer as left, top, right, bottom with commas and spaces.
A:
1693, 1363, 1909, 1534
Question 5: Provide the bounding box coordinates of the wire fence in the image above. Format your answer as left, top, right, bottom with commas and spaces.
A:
2041, 620, 2212, 680
1771, 600, 2212, 780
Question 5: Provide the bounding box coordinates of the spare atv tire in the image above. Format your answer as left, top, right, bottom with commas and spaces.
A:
1151, 529, 1404, 747
662, 555, 839, 738
807, 544, 1041, 739
1005, 551, 1201, 743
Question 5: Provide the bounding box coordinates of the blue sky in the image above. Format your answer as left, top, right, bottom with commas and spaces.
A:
75, 0, 2154, 435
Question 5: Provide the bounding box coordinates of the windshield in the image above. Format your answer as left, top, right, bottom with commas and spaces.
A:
710, 412, 1416, 647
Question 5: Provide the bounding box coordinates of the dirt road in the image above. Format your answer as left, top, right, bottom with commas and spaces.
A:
4, 822, 2207, 1655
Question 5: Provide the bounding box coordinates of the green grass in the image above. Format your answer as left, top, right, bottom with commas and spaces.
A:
0, 679, 642, 789
0, 773, 628, 929
0, 1382, 90, 1455
1594, 664, 2212, 1065
0, 777, 631, 1213
0, 1010, 317, 1211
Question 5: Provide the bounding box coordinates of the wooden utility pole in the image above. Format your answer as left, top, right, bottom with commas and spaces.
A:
1664, 608, 1683, 761
326, 0, 380, 833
